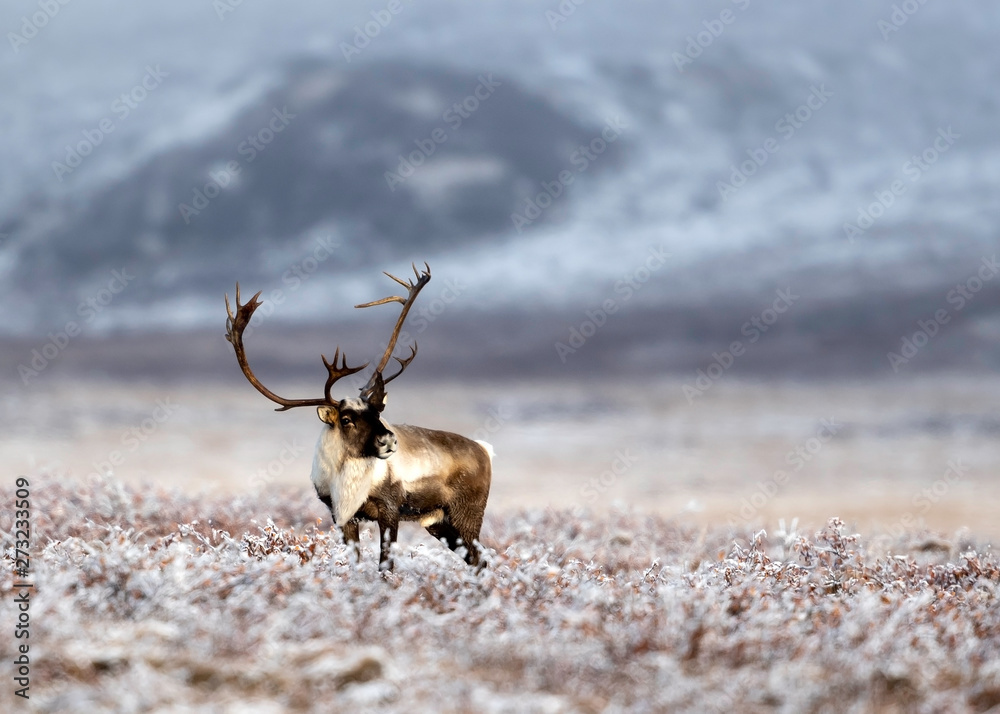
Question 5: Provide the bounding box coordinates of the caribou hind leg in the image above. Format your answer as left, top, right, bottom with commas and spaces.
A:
426, 515, 482, 568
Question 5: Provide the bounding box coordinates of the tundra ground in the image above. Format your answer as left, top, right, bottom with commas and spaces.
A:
3, 376, 998, 710
1, 477, 998, 713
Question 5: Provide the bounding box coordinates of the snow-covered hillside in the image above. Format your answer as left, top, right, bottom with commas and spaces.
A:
2, 0, 998, 374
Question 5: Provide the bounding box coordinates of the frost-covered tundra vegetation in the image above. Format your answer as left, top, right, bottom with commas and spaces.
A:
2, 476, 999, 713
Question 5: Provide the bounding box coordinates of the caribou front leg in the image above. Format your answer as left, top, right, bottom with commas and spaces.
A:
377, 508, 400, 572
342, 518, 361, 562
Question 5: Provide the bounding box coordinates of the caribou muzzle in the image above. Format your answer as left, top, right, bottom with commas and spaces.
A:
373, 430, 398, 459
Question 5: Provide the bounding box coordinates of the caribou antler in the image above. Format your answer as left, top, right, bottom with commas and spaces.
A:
225, 283, 367, 411
356, 262, 431, 400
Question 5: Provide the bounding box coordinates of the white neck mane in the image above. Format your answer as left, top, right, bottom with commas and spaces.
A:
310, 426, 388, 526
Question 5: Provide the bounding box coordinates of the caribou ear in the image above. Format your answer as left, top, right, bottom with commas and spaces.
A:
365, 373, 388, 413
317, 405, 339, 424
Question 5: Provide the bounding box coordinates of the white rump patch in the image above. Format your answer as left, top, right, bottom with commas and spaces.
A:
475, 440, 495, 461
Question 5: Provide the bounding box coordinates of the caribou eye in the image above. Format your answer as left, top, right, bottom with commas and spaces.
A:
340, 416, 352, 428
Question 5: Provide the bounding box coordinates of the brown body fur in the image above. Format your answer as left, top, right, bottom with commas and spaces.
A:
317, 423, 492, 569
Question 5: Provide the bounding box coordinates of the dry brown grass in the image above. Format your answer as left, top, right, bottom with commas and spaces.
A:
2, 476, 999, 713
